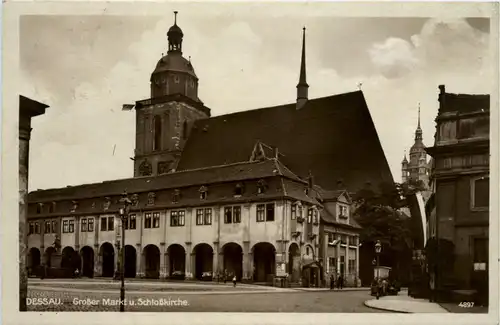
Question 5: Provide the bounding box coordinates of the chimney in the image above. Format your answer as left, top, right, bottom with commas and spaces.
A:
307, 170, 314, 188
273, 147, 279, 159
296, 27, 309, 110
438, 84, 446, 113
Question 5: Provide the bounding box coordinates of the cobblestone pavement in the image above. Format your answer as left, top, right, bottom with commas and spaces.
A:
27, 286, 382, 312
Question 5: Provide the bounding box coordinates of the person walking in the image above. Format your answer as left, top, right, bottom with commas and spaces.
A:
224, 269, 227, 284
330, 273, 335, 290
232, 275, 237, 287
337, 274, 343, 290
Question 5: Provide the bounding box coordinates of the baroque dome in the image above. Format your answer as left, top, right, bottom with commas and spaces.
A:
152, 52, 197, 79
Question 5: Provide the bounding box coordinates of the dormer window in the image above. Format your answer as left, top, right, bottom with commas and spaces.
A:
49, 202, 56, 213
257, 179, 267, 194
147, 192, 156, 206
172, 189, 181, 203
70, 200, 78, 213
103, 197, 111, 210
199, 186, 208, 200
234, 183, 244, 196
36, 203, 43, 214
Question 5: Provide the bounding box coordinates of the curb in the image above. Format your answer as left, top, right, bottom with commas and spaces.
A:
363, 300, 409, 313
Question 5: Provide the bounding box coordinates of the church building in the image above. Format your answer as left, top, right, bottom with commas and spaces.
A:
26, 13, 393, 286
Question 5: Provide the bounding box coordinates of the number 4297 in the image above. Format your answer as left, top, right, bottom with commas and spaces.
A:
458, 302, 474, 308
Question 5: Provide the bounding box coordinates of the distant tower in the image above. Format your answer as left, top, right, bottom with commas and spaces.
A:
401, 151, 409, 182
296, 27, 308, 109
132, 11, 210, 177
403, 104, 431, 192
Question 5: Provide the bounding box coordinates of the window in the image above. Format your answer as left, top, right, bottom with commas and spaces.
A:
306, 247, 310, 255
34, 222, 40, 234
81, 218, 87, 232
307, 208, 313, 223
313, 209, 318, 224
153, 212, 160, 228
172, 189, 181, 203
339, 205, 348, 218
199, 186, 208, 200
196, 208, 212, 225
170, 210, 185, 227
68, 220, 74, 233
224, 206, 241, 224
340, 235, 346, 245
153, 115, 162, 151
36, 203, 43, 214
234, 183, 243, 196
100, 217, 107, 231
63, 220, 69, 233
129, 214, 136, 230
257, 203, 274, 222
257, 179, 267, 194
107, 217, 114, 231
88, 218, 94, 232
44, 221, 51, 233
51, 220, 57, 233
145, 213, 152, 229
328, 257, 336, 272
256, 204, 265, 222
28, 222, 35, 235
472, 176, 489, 209
348, 259, 355, 274
123, 215, 129, 230
328, 233, 335, 244
291, 204, 297, 220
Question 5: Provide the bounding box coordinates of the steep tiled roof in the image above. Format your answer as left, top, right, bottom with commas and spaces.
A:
320, 207, 361, 229
29, 159, 303, 202
177, 91, 393, 192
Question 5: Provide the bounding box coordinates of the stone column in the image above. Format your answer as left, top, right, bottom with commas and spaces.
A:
336, 234, 341, 276
165, 252, 170, 277
345, 235, 350, 284
159, 243, 167, 278
213, 242, 219, 276
136, 245, 144, 278
94, 243, 101, 276
248, 252, 254, 281
242, 241, 251, 281
74, 215, 80, 252
19, 96, 48, 311
185, 244, 193, 279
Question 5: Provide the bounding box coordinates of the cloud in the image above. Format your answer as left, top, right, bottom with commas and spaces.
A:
22, 16, 492, 190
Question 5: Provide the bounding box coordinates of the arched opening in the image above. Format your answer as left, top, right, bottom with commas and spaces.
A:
222, 242, 243, 281
288, 243, 300, 282
80, 246, 94, 277
168, 244, 186, 277
61, 246, 76, 269
44, 247, 55, 267
253, 242, 276, 283
193, 243, 213, 280
100, 242, 115, 277
144, 245, 160, 279
28, 247, 41, 275
124, 245, 137, 278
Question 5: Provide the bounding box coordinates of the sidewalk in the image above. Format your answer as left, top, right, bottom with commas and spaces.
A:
294, 287, 369, 292
364, 291, 449, 313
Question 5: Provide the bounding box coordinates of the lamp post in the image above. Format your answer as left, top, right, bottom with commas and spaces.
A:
118, 191, 132, 312
375, 240, 382, 300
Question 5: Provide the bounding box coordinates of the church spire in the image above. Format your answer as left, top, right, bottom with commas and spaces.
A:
415, 103, 423, 141
296, 26, 309, 109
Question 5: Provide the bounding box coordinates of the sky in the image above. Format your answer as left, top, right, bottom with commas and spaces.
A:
20, 12, 492, 191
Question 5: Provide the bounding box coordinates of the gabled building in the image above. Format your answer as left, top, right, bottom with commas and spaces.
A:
425, 85, 490, 304
26, 13, 391, 286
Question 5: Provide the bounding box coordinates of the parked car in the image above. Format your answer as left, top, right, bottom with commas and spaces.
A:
170, 271, 185, 281
201, 271, 213, 281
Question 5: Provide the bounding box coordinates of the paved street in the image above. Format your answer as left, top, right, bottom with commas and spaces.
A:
27, 279, 382, 312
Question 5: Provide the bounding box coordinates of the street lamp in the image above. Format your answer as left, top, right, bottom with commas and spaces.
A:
118, 191, 132, 312
375, 240, 382, 300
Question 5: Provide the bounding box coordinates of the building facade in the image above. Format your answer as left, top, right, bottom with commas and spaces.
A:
426, 85, 490, 303
26, 13, 387, 286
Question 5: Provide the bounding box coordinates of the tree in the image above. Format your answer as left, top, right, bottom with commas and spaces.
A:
353, 181, 422, 283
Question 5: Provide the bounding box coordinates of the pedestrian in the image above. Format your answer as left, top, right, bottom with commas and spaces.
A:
74, 268, 80, 278
337, 274, 343, 290
224, 269, 227, 284
233, 275, 237, 287
329, 273, 334, 290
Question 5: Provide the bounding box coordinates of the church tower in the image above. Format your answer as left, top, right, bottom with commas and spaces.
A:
403, 105, 431, 191
132, 12, 210, 177
296, 27, 309, 109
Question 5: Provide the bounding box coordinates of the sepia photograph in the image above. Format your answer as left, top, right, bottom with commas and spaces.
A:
1, 1, 498, 324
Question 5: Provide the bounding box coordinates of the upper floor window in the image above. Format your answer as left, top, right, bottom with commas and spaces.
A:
307, 208, 313, 223
81, 218, 87, 232
63, 220, 69, 233
88, 218, 94, 232
36, 203, 43, 214
472, 176, 489, 209
49, 202, 56, 213
339, 205, 348, 218
234, 183, 244, 196
129, 214, 137, 230
170, 210, 185, 227
144, 213, 152, 229
224, 206, 241, 224
44, 221, 51, 233
291, 204, 297, 220
100, 217, 107, 231
153, 115, 162, 151
100, 216, 114, 232
313, 209, 319, 224
68, 220, 74, 233
199, 186, 208, 200
257, 203, 275, 222
52, 220, 58, 233
28, 222, 35, 235
153, 212, 160, 228
196, 208, 212, 225
107, 217, 114, 231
